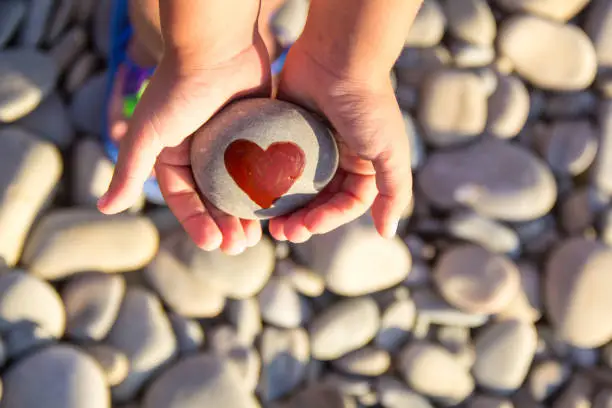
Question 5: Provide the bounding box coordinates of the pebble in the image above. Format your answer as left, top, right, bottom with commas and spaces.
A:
270, 0, 309, 47
2, 345, 109, 408
444, 0, 496, 46
592, 100, 612, 197
469, 395, 515, 408
412, 287, 488, 327
45, 0, 76, 43
396, 85, 418, 111
594, 389, 612, 408
585, 0, 612, 70
106, 288, 177, 402
0, 49, 59, 122
553, 374, 594, 408
404, 111, 426, 169
22, 209, 159, 280
496, 0, 589, 21
399, 342, 474, 404
309, 297, 379, 360
143, 353, 259, 408
72, 137, 145, 209
545, 237, 612, 348
18, 0, 54, 46
375, 298, 416, 352
417, 69, 488, 147
259, 277, 311, 328
545, 91, 599, 119
292, 216, 410, 296
528, 359, 571, 402
394, 46, 451, 86
190, 98, 338, 219
69, 71, 107, 135
0, 270, 65, 357
0, 127, 62, 266
62, 272, 125, 341
76, 0, 96, 22
450, 43, 496, 68
93, 0, 111, 57
418, 138, 557, 221
437, 326, 471, 352
560, 187, 607, 235
259, 327, 310, 402
289, 383, 357, 408
403, 261, 432, 287
498, 15, 597, 91
224, 346, 261, 393
486, 75, 530, 139
539, 121, 598, 176
14, 92, 74, 148
228, 298, 262, 346
168, 313, 204, 355
497, 262, 542, 323
332, 347, 390, 377
83, 344, 130, 387
473, 320, 538, 394
170, 231, 275, 299
445, 211, 520, 256
433, 244, 521, 314
275, 261, 326, 298
49, 27, 87, 74
377, 376, 434, 408
405, 0, 446, 47
64, 52, 98, 94
0, 0, 26, 48
208, 325, 242, 356
144, 248, 225, 318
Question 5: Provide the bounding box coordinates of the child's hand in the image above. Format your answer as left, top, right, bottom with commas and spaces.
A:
268, 39, 413, 243
98, 37, 271, 255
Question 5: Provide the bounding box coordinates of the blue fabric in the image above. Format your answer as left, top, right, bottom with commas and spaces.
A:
102, 0, 289, 205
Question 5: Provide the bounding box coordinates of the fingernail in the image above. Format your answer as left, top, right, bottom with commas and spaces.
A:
385, 219, 399, 239
97, 194, 108, 210
227, 243, 246, 256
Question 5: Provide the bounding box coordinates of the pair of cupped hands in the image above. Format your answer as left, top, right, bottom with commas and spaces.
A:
96, 32, 412, 255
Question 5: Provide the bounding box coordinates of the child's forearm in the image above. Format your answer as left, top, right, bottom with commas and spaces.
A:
159, 0, 260, 63
298, 0, 423, 81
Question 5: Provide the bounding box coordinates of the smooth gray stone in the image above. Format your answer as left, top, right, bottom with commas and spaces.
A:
0, 0, 26, 48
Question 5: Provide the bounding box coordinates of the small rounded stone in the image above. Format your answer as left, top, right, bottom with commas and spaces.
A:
332, 347, 391, 376
190, 98, 338, 220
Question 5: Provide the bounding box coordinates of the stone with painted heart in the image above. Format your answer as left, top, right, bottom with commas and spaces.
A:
190, 98, 339, 219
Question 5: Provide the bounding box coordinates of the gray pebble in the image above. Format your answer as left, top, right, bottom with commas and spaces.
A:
45, 0, 76, 43
403, 111, 426, 169
443, 0, 496, 45
584, 0, 612, 71
405, 0, 446, 47
288, 383, 357, 408
270, 0, 309, 47
469, 395, 515, 408
64, 52, 98, 94
375, 298, 416, 352
486, 74, 530, 139
259, 277, 311, 329
49, 26, 87, 74
168, 312, 204, 355
228, 297, 262, 346
559, 187, 607, 235
394, 46, 451, 86
14, 92, 74, 148
552, 374, 594, 408
594, 389, 612, 408
275, 261, 326, 298
18, 0, 54, 46
528, 359, 571, 402
540, 121, 598, 176
377, 376, 433, 408
93, 0, 111, 57
592, 100, 612, 197
496, 262, 542, 324
332, 347, 390, 377
450, 42, 496, 68
0, 0, 26, 48
545, 91, 599, 118
412, 287, 488, 328
445, 211, 520, 256
69, 71, 106, 135
83, 344, 130, 387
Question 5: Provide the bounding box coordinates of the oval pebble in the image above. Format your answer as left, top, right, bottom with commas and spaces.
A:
495, 0, 590, 21
405, 0, 446, 47
168, 312, 205, 355
144, 248, 225, 318
143, 353, 258, 408
413, 287, 488, 328
496, 262, 542, 323
289, 383, 357, 408
539, 120, 598, 176
545, 91, 598, 119
309, 297, 379, 360
444, 0, 496, 46
270, 0, 308, 47
498, 15, 597, 91
2, 345, 109, 408
486, 75, 530, 139
21, 209, 159, 280
417, 69, 488, 147
69, 71, 106, 135
62, 272, 125, 341
83, 344, 130, 387
14, 92, 74, 148
445, 211, 520, 256
0, 49, 59, 122
106, 288, 177, 402
0, 0, 26, 48
332, 347, 391, 377
377, 376, 433, 408
275, 261, 326, 298
528, 359, 571, 402
228, 297, 261, 346
394, 45, 451, 86
433, 244, 520, 314
259, 277, 311, 329
545, 237, 612, 347
375, 298, 416, 352
418, 138, 557, 221
585, 0, 612, 70
399, 342, 474, 404
473, 320, 538, 394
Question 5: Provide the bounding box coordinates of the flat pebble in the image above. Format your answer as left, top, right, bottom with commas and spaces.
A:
545, 91, 599, 118
473, 320, 538, 394
22, 209, 159, 280
394, 46, 451, 86
14, 93, 74, 148
418, 138, 557, 221
49, 27, 87, 73
405, 0, 446, 47
143, 353, 258, 408
2, 345, 109, 408
45, 0, 76, 43
144, 248, 225, 318
259, 277, 311, 328
0, 127, 61, 266
528, 359, 571, 402
259, 327, 310, 402
106, 288, 177, 402
495, 0, 589, 21
496, 262, 542, 323
332, 347, 390, 377
83, 344, 130, 387
539, 121, 598, 176
168, 312, 204, 355
450, 43, 495, 68
309, 297, 379, 360
228, 298, 262, 346
445, 212, 520, 256
69, 71, 106, 135
444, 0, 496, 45
486, 75, 530, 139
375, 298, 416, 352
417, 69, 488, 147
585, 0, 612, 70
433, 244, 520, 314
498, 15, 597, 91
292, 216, 410, 296
63, 272, 125, 341
275, 261, 326, 298
377, 376, 433, 408
413, 287, 488, 327
545, 237, 612, 347
592, 100, 612, 197
399, 342, 474, 404
560, 187, 607, 235
18, 0, 54, 46
0, 0, 26, 47
169, 231, 275, 299
0, 270, 65, 357
65, 52, 98, 94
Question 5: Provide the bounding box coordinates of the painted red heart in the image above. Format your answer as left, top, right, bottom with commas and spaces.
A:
224, 139, 306, 209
